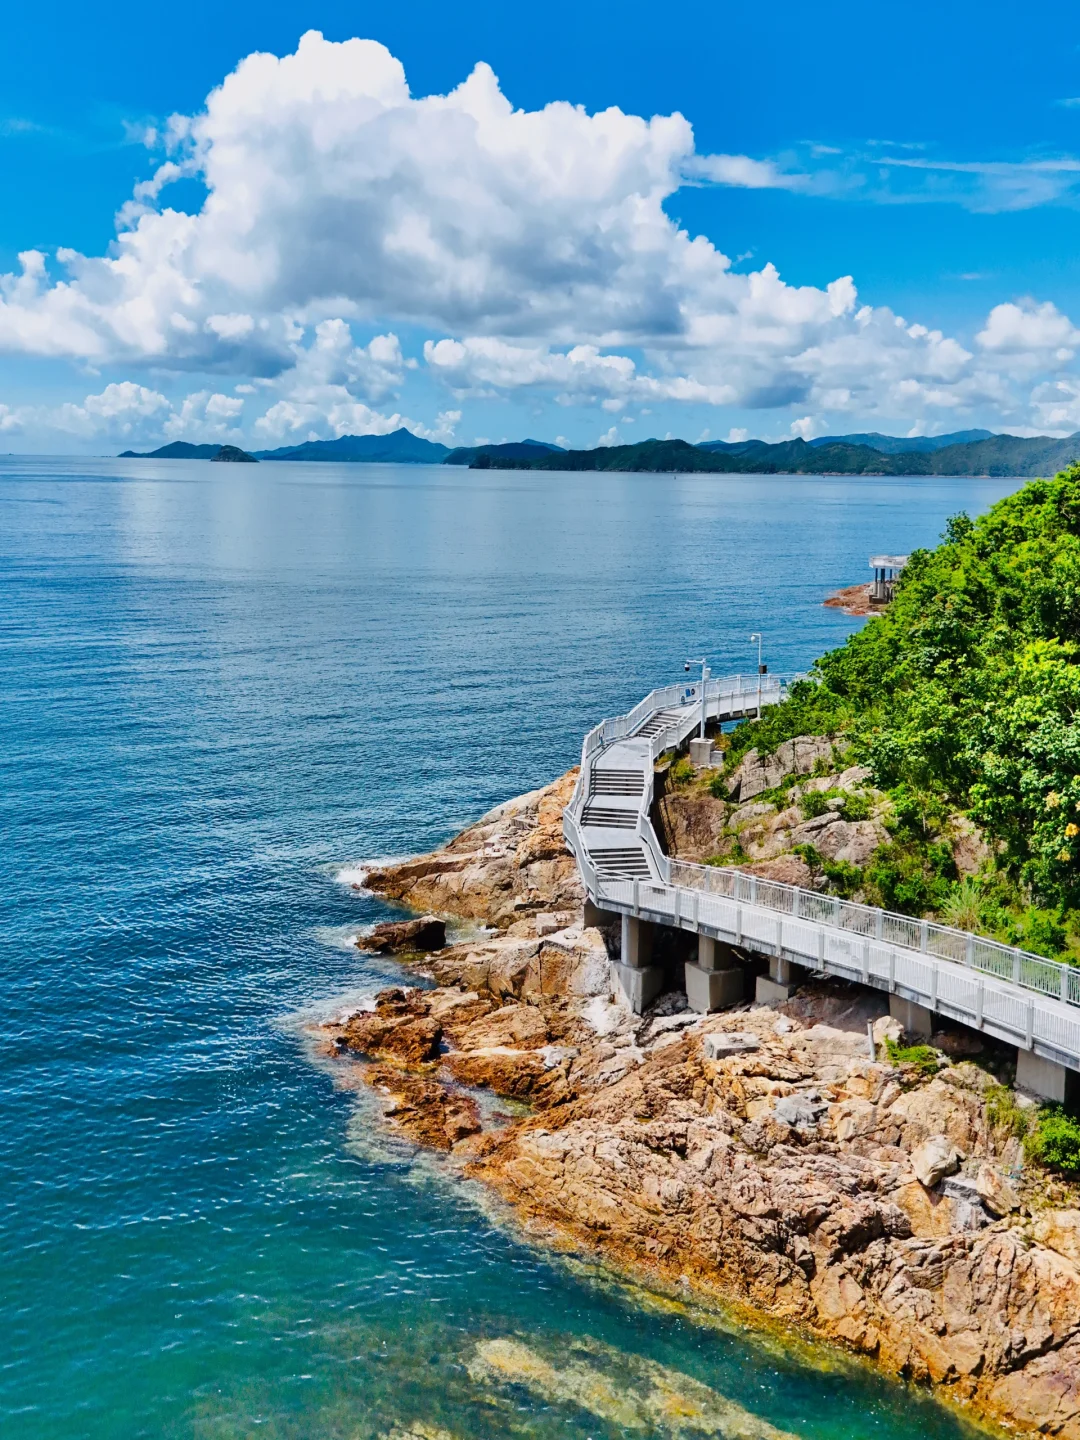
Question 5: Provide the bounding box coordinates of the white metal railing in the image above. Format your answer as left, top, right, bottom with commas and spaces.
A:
591, 874, 1080, 1064
563, 675, 1080, 1055
667, 861, 1080, 1008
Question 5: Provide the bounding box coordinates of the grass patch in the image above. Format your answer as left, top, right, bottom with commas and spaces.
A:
670, 757, 695, 786
885, 1039, 942, 1077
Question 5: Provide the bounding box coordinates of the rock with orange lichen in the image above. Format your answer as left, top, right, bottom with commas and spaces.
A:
364, 1062, 481, 1151
323, 768, 1080, 1439
361, 770, 583, 927
327, 979, 1080, 1438
338, 989, 442, 1066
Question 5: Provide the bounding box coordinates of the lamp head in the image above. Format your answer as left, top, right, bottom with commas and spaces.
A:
684, 662, 691, 673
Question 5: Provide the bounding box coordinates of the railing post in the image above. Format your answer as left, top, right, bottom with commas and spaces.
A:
776, 918, 783, 958
1064, 964, 1072, 1005
673, 888, 681, 926
875, 911, 884, 942
862, 938, 870, 983
735, 907, 743, 946
919, 920, 929, 954
930, 961, 938, 1012
1026, 999, 1034, 1049
965, 933, 975, 967
818, 927, 825, 971
792, 886, 801, 920
692, 890, 699, 928
976, 979, 984, 1029
1012, 950, 1022, 985
888, 950, 896, 989
750, 876, 758, 905
632, 879, 639, 915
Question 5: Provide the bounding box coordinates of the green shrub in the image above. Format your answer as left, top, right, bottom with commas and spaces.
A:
714, 466, 1080, 949
940, 876, 984, 931
840, 791, 873, 821
885, 1039, 942, 1077
671, 757, 695, 785
793, 842, 823, 869
801, 788, 844, 819
822, 858, 863, 898
1024, 1105, 1080, 1176
800, 787, 872, 822
708, 772, 728, 799
986, 1083, 1030, 1140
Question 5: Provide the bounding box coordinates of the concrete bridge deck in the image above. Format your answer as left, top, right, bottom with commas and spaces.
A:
563, 675, 1080, 1103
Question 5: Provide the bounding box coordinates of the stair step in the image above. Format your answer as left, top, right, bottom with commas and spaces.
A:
636, 708, 683, 739
590, 769, 644, 796
588, 846, 653, 878
582, 805, 638, 829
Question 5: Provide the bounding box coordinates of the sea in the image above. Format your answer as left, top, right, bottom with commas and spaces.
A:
0, 457, 1020, 1439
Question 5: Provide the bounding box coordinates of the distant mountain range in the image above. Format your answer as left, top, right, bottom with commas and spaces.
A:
119, 441, 256, 462
253, 428, 450, 463
117, 426, 1080, 478
444, 439, 565, 465
812, 429, 993, 454
471, 432, 1080, 477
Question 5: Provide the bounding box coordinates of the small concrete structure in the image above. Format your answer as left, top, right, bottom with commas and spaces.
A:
755, 955, 797, 1005
614, 914, 664, 1012
685, 933, 745, 1013
869, 554, 908, 606
689, 738, 716, 768
890, 994, 934, 1039
703, 1031, 759, 1059
1017, 1048, 1069, 1104
686, 963, 743, 1013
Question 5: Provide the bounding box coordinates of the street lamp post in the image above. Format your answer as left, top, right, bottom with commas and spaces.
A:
750, 633, 763, 718
684, 657, 710, 738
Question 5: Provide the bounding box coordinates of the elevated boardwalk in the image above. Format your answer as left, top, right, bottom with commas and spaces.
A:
563, 675, 1080, 1100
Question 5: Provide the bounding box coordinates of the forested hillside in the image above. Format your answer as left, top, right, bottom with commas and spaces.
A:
721, 466, 1080, 960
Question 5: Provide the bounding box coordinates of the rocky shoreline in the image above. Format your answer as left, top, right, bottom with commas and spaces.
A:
320, 773, 1080, 1439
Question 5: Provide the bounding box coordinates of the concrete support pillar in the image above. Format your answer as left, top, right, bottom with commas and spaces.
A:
889, 994, 934, 1039
685, 961, 743, 1014
583, 898, 618, 930
620, 914, 654, 969
1016, 1048, 1068, 1104
615, 914, 664, 1014
698, 933, 718, 971
755, 954, 796, 1005
769, 956, 793, 986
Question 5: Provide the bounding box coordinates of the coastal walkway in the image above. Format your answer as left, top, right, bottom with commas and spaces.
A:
562, 675, 1080, 1103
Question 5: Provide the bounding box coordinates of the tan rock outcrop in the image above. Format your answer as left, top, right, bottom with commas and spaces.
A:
728, 738, 839, 802
361, 770, 582, 927
321, 773, 1080, 1439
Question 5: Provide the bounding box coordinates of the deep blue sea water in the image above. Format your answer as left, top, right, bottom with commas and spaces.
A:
0, 457, 1020, 1439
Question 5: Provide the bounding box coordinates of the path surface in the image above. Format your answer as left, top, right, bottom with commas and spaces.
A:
563, 676, 1080, 1077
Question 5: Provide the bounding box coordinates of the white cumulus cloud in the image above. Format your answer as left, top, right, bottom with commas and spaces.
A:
1, 32, 1080, 440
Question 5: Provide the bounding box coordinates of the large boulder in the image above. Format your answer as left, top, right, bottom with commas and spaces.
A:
360, 915, 446, 952
911, 1136, 960, 1188
727, 737, 837, 802
975, 1162, 1020, 1216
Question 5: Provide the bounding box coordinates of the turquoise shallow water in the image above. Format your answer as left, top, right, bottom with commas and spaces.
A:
0, 458, 1019, 1439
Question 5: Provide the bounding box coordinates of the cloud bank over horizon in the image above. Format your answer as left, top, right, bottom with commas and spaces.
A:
5, 30, 1080, 452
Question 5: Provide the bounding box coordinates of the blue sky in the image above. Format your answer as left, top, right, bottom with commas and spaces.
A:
5, 0, 1080, 452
